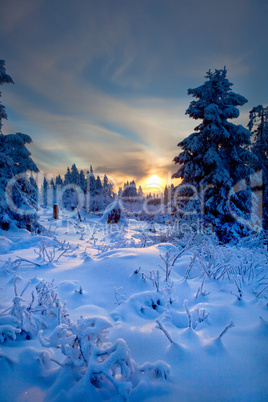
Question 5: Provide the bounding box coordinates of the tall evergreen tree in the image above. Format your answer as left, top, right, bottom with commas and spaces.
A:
55, 174, 63, 206
64, 167, 72, 185
86, 167, 95, 195
55, 174, 63, 187
79, 170, 86, 193
70, 163, 80, 185
122, 180, 138, 199
0, 61, 39, 230
95, 176, 103, 196
63, 167, 73, 208
42, 177, 48, 208
63, 165, 80, 209
29, 173, 39, 208
102, 174, 113, 199
50, 178, 56, 205
173, 68, 255, 242
0, 60, 14, 132
138, 186, 144, 198
163, 185, 169, 206
248, 105, 268, 230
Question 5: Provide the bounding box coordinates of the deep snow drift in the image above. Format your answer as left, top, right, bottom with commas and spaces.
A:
0, 209, 268, 401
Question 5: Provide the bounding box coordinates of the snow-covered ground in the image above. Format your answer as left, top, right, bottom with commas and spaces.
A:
0, 208, 268, 401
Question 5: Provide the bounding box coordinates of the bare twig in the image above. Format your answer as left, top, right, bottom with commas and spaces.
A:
171, 236, 193, 266
184, 299, 192, 328
218, 321, 234, 339
156, 319, 175, 345
256, 285, 268, 298
15, 257, 41, 267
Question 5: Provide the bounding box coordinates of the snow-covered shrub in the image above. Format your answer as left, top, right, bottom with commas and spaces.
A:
185, 238, 268, 299
158, 242, 191, 282
0, 277, 47, 340
0, 317, 21, 343
138, 360, 170, 381
1, 257, 22, 275
0, 278, 69, 342
39, 314, 170, 400
141, 269, 161, 292
35, 279, 70, 324
34, 238, 73, 263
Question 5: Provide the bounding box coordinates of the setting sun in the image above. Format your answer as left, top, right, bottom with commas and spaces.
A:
147, 175, 161, 187
142, 174, 164, 194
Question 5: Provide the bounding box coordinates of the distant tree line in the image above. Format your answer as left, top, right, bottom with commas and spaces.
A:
41, 164, 114, 212
0, 61, 267, 243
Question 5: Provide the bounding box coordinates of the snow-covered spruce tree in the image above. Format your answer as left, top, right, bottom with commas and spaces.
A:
0, 133, 40, 231
68, 164, 81, 209
29, 173, 39, 209
0, 61, 40, 231
79, 169, 86, 193
248, 105, 268, 231
85, 167, 95, 212
0, 60, 14, 131
63, 167, 74, 209
173, 68, 256, 242
102, 174, 113, 201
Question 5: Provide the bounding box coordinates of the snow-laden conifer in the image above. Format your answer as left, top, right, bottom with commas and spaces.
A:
248, 105, 268, 230
173, 68, 256, 242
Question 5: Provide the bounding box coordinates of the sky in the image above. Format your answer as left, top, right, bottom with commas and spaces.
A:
0, 0, 267, 191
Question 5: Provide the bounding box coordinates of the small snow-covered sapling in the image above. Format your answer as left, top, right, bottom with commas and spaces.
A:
159, 249, 176, 282
34, 238, 73, 263
184, 299, 192, 328
142, 269, 161, 292
184, 252, 198, 280
195, 276, 210, 299
35, 279, 70, 325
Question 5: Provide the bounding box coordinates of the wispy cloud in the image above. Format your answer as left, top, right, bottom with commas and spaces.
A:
1, 0, 267, 185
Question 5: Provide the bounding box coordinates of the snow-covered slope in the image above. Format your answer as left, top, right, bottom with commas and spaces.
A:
0, 210, 267, 401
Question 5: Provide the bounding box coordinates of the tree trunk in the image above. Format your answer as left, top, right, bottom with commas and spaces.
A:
53, 204, 59, 219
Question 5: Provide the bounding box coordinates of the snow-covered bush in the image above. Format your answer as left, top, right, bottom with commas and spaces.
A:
0, 278, 69, 342
34, 238, 73, 263
0, 317, 21, 343
39, 314, 170, 400
0, 277, 46, 341
35, 279, 70, 324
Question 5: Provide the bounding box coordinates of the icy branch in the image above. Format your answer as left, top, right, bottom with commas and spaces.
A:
156, 319, 175, 345
218, 321, 234, 339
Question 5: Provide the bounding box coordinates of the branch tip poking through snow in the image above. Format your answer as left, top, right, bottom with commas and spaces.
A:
218, 321, 234, 339
156, 319, 176, 345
